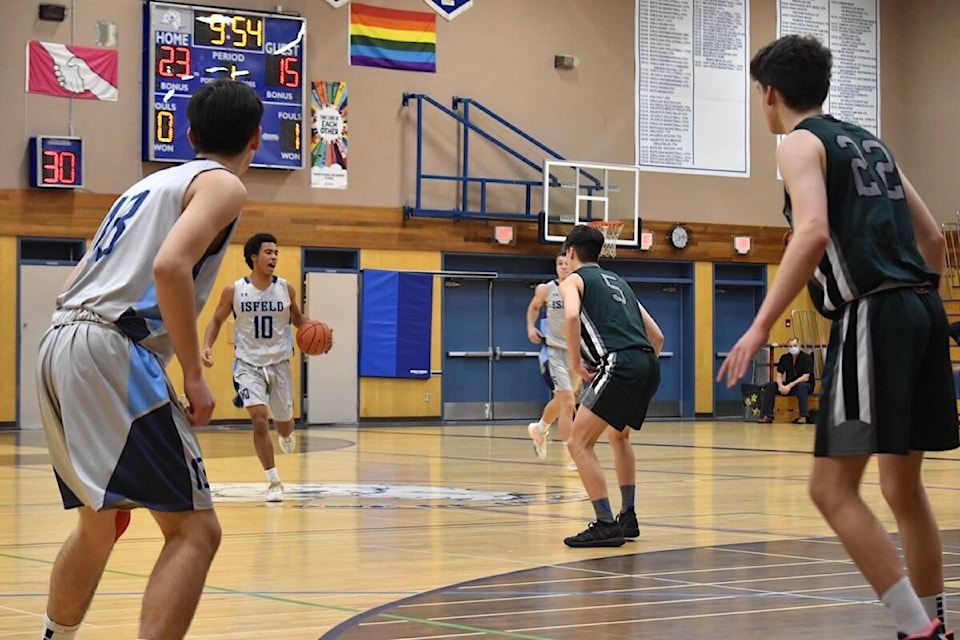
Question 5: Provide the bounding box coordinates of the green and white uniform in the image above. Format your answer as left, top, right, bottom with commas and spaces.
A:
575, 264, 660, 431
788, 115, 957, 456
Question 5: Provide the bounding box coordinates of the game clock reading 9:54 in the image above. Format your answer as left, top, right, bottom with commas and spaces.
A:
143, 2, 306, 169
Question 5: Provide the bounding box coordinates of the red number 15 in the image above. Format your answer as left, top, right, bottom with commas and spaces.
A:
279, 57, 299, 88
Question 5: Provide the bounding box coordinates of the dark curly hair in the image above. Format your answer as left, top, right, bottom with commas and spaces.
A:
243, 233, 277, 269
750, 35, 832, 111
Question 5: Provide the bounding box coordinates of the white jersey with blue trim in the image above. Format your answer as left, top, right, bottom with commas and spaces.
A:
232, 276, 293, 366
543, 279, 566, 350
55, 160, 238, 364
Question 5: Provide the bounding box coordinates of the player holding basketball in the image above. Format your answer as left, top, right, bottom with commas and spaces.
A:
526, 252, 578, 469
202, 233, 309, 503
718, 35, 957, 639
35, 80, 262, 640
560, 224, 664, 547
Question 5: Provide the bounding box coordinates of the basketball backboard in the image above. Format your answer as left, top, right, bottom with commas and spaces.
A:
540, 160, 640, 248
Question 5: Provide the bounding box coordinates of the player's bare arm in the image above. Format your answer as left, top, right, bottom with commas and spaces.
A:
155, 169, 247, 424
899, 169, 946, 276
559, 274, 592, 381
717, 130, 830, 387
201, 282, 236, 367
286, 280, 309, 328
525, 283, 548, 343
638, 302, 664, 356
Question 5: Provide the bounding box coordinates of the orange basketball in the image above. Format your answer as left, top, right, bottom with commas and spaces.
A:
297, 320, 333, 355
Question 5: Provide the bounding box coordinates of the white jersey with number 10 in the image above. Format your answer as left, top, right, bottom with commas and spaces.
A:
232, 276, 293, 366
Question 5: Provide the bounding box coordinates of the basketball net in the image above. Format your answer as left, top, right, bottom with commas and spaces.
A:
588, 221, 624, 258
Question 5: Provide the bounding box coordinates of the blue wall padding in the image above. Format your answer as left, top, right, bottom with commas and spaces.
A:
360, 270, 432, 378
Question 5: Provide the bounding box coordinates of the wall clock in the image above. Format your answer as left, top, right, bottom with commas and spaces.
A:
668, 224, 690, 250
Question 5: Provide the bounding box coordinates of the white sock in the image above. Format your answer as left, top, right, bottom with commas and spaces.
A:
881, 577, 933, 635
265, 467, 281, 484
42, 614, 80, 639
920, 593, 945, 630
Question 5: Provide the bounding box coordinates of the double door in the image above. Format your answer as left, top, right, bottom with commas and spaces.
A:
442, 277, 548, 420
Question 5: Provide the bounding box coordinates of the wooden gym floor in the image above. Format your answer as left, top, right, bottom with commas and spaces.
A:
2, 420, 959, 639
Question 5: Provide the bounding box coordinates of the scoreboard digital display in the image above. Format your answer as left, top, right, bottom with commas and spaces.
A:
29, 136, 84, 189
143, 2, 305, 169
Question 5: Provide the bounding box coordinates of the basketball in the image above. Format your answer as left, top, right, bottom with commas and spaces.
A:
297, 320, 333, 355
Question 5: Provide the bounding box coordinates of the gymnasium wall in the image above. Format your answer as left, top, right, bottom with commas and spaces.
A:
2, 1, 957, 223
0, 1, 957, 422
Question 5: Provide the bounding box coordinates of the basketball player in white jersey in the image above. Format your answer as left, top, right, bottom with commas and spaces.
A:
525, 253, 578, 469
35, 80, 263, 640
202, 233, 308, 502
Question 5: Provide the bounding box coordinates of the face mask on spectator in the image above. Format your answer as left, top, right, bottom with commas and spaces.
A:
789, 346, 800, 356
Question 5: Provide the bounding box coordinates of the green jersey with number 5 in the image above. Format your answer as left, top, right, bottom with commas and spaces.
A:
785, 115, 937, 319
575, 264, 653, 365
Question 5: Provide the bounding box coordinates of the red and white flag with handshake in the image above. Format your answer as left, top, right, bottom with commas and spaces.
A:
26, 40, 118, 101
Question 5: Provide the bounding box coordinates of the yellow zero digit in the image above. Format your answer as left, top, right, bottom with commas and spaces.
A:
156, 110, 174, 143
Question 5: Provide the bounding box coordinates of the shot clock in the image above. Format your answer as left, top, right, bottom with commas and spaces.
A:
143, 2, 305, 169
29, 136, 84, 189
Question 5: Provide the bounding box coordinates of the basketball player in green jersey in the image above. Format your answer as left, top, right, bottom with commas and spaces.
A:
718, 35, 957, 639
559, 224, 664, 547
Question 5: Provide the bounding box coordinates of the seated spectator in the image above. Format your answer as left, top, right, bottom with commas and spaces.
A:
757, 337, 814, 424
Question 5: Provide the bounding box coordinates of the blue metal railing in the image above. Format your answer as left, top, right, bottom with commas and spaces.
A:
401, 93, 604, 221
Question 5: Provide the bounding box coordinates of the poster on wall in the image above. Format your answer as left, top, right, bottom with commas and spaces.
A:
778, 0, 880, 134
26, 40, 118, 101
310, 81, 348, 190
635, 0, 750, 177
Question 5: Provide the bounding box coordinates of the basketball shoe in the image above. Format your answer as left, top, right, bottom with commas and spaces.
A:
563, 520, 625, 548
278, 431, 297, 454
527, 422, 549, 459
897, 619, 952, 639
617, 507, 640, 538
265, 481, 284, 503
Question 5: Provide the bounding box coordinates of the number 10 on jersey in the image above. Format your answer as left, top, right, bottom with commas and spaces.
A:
253, 315, 273, 339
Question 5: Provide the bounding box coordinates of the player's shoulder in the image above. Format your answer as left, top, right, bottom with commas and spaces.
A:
560, 271, 584, 290
226, 278, 248, 299
185, 167, 247, 209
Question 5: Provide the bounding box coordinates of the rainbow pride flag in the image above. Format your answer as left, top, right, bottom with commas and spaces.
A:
349, 3, 436, 73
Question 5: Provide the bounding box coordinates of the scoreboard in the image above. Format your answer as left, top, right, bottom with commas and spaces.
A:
143, 2, 305, 169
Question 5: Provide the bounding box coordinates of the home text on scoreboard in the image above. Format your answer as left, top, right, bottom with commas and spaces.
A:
143, 2, 305, 169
